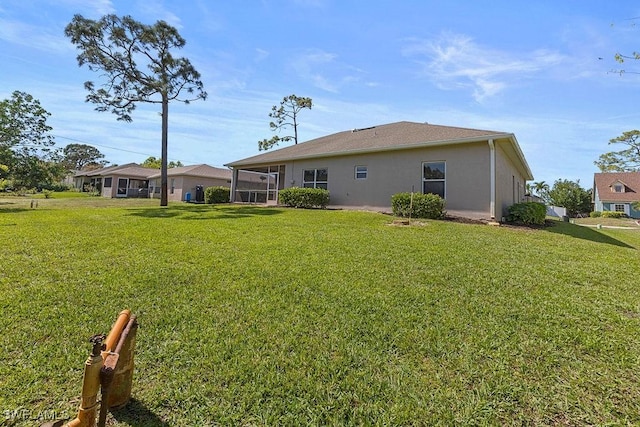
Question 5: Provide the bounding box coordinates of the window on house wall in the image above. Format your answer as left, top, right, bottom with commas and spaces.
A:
613, 184, 624, 193
104, 177, 112, 187
614, 204, 625, 212
303, 168, 328, 189
355, 166, 368, 180
170, 178, 175, 194
422, 162, 445, 198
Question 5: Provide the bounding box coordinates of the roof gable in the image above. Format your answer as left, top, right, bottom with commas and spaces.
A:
594, 172, 640, 202
146, 164, 231, 179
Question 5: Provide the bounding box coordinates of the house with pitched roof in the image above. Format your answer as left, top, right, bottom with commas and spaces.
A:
226, 121, 534, 220
74, 163, 235, 202
147, 164, 232, 201
73, 163, 153, 198
593, 172, 640, 218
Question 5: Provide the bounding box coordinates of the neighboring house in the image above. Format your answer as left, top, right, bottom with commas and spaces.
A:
226, 121, 534, 220
74, 163, 151, 198
147, 164, 232, 202
593, 172, 640, 218
74, 163, 233, 201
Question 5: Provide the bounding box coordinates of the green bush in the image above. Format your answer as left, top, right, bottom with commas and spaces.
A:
204, 186, 230, 204
590, 211, 602, 218
602, 211, 625, 218
391, 192, 446, 219
506, 202, 546, 225
279, 187, 329, 209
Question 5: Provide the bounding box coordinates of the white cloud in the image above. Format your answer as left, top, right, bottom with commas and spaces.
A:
254, 48, 269, 62
403, 32, 565, 102
0, 18, 72, 54
134, 0, 182, 28
289, 50, 376, 93
57, 0, 115, 16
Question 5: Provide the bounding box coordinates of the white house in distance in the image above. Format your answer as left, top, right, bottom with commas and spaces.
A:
226, 121, 534, 220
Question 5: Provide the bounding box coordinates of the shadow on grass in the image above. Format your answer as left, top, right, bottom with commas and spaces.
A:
0, 208, 33, 213
544, 221, 635, 249
110, 398, 168, 427
126, 204, 284, 220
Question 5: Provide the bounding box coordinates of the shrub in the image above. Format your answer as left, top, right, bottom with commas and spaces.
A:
602, 211, 625, 218
590, 211, 602, 218
204, 186, 230, 204
42, 189, 53, 199
391, 192, 446, 219
279, 187, 329, 209
506, 202, 546, 225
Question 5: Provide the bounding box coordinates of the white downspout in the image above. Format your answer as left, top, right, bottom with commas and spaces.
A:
488, 139, 496, 220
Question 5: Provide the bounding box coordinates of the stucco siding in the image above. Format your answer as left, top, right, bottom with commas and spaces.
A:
283, 141, 492, 216
495, 141, 526, 218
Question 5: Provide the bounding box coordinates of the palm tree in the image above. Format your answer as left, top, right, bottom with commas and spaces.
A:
533, 181, 550, 202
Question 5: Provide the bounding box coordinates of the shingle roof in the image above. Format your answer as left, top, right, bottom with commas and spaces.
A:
74, 162, 140, 177
594, 172, 640, 202
226, 121, 516, 167
146, 164, 231, 180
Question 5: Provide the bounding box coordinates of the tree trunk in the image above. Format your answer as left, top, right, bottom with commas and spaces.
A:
160, 96, 169, 207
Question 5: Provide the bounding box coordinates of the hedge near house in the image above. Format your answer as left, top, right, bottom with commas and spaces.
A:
391, 192, 445, 219
279, 187, 329, 208
506, 202, 546, 225
204, 186, 230, 204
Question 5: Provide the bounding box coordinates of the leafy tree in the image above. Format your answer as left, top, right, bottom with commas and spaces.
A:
62, 143, 107, 171
258, 94, 312, 151
0, 91, 54, 152
65, 14, 207, 206
11, 155, 66, 189
141, 156, 183, 169
548, 179, 592, 217
594, 130, 640, 172
0, 91, 61, 188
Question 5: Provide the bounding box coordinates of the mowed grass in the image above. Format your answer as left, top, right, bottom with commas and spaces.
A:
2, 198, 640, 426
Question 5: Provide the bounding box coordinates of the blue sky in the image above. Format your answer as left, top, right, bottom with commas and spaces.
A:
2, 1, 640, 187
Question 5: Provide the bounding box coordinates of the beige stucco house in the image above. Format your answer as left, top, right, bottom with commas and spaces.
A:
74, 163, 233, 202
226, 121, 534, 220
147, 164, 232, 202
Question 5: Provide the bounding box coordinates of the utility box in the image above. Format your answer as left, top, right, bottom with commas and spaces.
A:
195, 185, 204, 203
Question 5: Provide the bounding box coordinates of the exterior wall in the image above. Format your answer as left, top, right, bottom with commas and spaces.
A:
494, 140, 527, 219
282, 141, 493, 217
152, 176, 231, 201
600, 202, 640, 218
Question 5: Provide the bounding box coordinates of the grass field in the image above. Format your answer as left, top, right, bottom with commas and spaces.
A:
2, 197, 640, 426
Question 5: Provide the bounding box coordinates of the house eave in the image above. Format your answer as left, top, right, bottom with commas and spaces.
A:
227, 133, 527, 169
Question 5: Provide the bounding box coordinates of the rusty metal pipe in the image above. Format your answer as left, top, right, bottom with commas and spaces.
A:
64, 335, 105, 427
102, 310, 131, 355
98, 315, 136, 427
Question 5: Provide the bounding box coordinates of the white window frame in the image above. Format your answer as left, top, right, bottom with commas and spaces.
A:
614, 204, 626, 213
613, 184, 624, 193
422, 161, 446, 199
302, 168, 328, 189
355, 166, 368, 180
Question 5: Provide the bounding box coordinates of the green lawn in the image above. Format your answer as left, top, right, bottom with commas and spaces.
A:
2, 198, 640, 426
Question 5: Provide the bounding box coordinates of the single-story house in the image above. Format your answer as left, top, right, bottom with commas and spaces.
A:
147, 164, 232, 202
593, 172, 640, 218
226, 121, 534, 220
73, 163, 152, 198
74, 163, 234, 202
